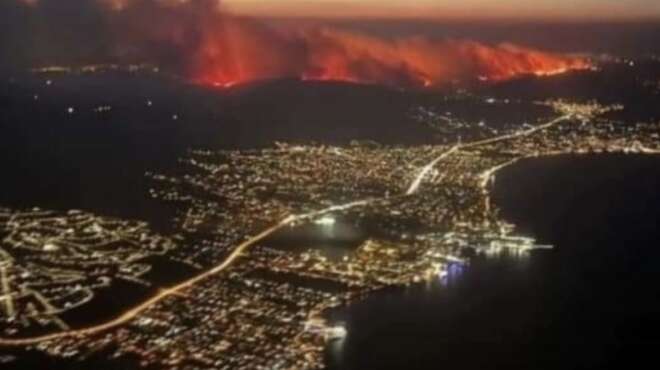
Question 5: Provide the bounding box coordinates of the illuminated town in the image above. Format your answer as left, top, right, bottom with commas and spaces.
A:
2, 0, 660, 368
0, 208, 177, 337
1, 92, 658, 369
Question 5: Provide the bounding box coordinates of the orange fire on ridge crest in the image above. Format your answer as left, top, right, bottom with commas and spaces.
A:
193, 24, 590, 89
105, 1, 591, 89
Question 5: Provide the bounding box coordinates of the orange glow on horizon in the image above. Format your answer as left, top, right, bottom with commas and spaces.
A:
225, 0, 660, 22
192, 25, 592, 90
90, 0, 593, 89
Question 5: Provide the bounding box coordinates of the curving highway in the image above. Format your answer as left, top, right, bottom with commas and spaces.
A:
0, 113, 577, 346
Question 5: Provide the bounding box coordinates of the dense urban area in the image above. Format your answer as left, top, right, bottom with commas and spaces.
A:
1, 73, 659, 369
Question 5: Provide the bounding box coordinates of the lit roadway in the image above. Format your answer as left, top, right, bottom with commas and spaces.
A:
406, 145, 460, 195
0, 263, 14, 318
0, 113, 578, 346
0, 203, 371, 345
407, 114, 573, 195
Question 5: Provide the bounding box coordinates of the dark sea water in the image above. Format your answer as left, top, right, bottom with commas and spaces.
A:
326, 154, 660, 370
265, 217, 367, 261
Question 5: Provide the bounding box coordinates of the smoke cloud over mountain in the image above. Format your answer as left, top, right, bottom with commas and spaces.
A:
2, 0, 590, 87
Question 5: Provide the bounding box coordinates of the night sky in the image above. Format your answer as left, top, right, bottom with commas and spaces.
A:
226, 0, 660, 20
1, 0, 660, 73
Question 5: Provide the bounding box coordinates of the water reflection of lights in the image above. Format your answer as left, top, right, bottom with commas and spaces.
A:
327, 325, 347, 339
326, 322, 348, 363
327, 339, 347, 368
315, 216, 337, 239
441, 262, 467, 286
305, 319, 347, 340
315, 215, 337, 226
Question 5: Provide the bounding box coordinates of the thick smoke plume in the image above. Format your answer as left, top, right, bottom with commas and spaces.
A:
4, 0, 590, 88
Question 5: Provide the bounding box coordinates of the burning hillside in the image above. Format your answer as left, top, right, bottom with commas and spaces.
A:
17, 0, 592, 88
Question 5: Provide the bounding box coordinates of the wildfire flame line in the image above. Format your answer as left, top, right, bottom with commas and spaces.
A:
20, 0, 593, 89
191, 23, 591, 89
